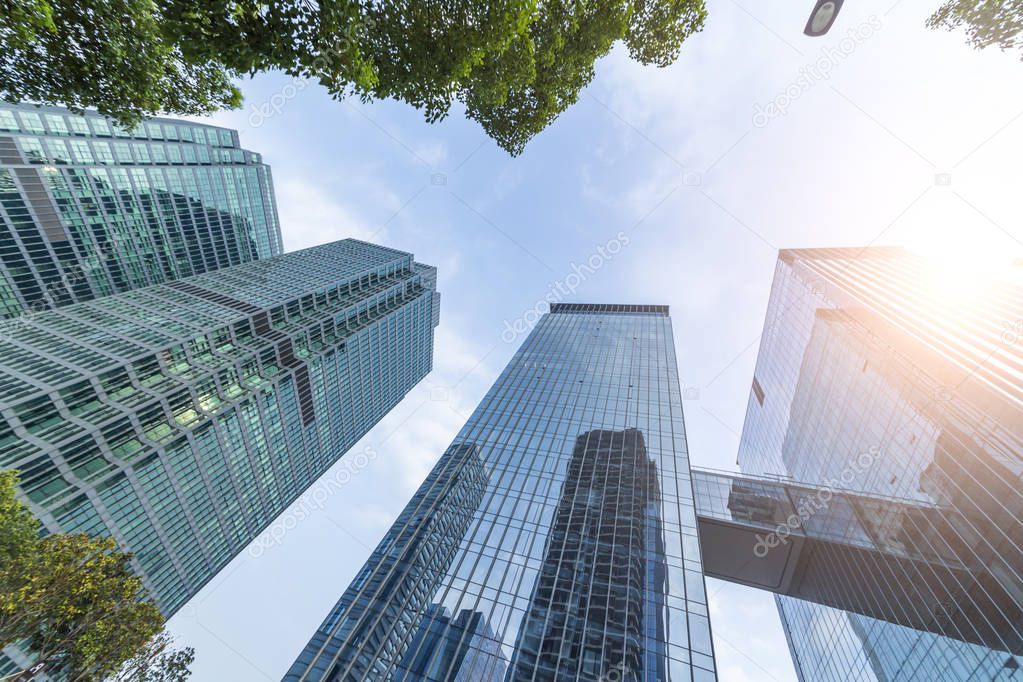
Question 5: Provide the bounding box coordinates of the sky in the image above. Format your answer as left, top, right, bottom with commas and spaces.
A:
167, 1, 1023, 680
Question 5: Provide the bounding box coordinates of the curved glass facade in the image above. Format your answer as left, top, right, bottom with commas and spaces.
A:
0, 103, 282, 319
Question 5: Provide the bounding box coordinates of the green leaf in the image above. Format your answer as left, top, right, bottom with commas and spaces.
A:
2, 0, 707, 150
927, 0, 1022, 58
0, 473, 180, 680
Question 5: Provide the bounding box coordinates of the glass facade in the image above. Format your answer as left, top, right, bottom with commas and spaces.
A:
0, 102, 282, 319
0, 239, 438, 621
285, 303, 715, 682
692, 468, 1023, 654
396, 604, 508, 681
737, 247, 1023, 681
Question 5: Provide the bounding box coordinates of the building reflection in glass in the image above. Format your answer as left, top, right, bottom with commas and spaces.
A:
284, 304, 714, 682
395, 604, 507, 681
284, 443, 489, 681
510, 428, 668, 682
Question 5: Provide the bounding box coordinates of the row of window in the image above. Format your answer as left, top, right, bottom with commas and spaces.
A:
17, 135, 251, 166
0, 108, 238, 148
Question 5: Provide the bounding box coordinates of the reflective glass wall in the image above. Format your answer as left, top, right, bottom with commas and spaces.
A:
286, 303, 715, 682
737, 248, 1023, 681
0, 102, 282, 318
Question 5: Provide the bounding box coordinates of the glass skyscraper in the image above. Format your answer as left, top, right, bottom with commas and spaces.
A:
737, 247, 1023, 680
0, 102, 282, 319
0, 239, 438, 629
286, 303, 715, 682
289, 442, 492, 681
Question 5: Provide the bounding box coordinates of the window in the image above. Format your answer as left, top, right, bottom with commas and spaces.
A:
69, 117, 90, 136
19, 138, 45, 163
132, 143, 151, 164
18, 111, 44, 134
89, 117, 112, 136
93, 141, 114, 164
45, 114, 68, 135
46, 139, 71, 164
69, 140, 94, 164
113, 142, 132, 163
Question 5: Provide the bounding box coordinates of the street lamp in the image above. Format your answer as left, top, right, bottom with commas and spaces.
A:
804, 0, 844, 37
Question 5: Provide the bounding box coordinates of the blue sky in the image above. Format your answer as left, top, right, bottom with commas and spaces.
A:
168, 1, 1023, 679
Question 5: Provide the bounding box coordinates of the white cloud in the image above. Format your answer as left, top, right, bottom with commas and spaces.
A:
392, 329, 495, 489
414, 140, 449, 166
275, 178, 382, 250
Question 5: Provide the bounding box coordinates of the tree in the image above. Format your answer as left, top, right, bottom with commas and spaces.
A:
0, 0, 707, 154
113, 633, 195, 682
0, 0, 241, 126
0, 473, 191, 681
0, 471, 35, 571
461, 0, 707, 154
928, 0, 1022, 59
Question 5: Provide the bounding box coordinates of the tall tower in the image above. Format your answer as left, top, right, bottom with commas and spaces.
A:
0, 240, 439, 624
738, 247, 1023, 680
286, 442, 490, 681
285, 303, 715, 682
0, 103, 282, 319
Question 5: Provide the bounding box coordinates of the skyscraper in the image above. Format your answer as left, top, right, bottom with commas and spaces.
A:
287, 442, 490, 681
286, 303, 715, 682
737, 247, 1023, 680
0, 102, 282, 319
0, 239, 439, 628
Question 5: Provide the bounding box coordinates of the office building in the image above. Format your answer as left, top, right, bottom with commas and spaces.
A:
0, 239, 439, 622
736, 247, 1023, 680
0, 102, 281, 319
287, 442, 490, 680
285, 303, 715, 682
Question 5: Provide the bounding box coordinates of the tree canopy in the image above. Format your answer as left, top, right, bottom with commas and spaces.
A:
0, 0, 707, 154
113, 633, 195, 682
0, 0, 241, 124
0, 471, 35, 572
928, 0, 1022, 59
0, 472, 192, 681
